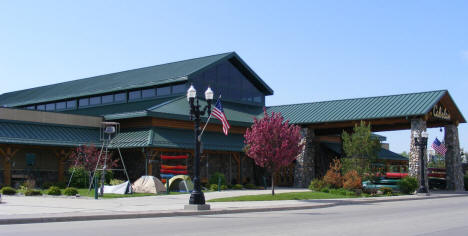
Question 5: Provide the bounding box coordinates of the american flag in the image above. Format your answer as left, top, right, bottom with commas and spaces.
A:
432, 138, 447, 156
212, 99, 230, 135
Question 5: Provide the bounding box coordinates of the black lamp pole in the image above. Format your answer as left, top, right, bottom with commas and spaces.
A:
414, 132, 428, 194
187, 85, 212, 205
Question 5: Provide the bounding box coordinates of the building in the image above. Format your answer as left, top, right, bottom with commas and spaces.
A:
0, 52, 465, 189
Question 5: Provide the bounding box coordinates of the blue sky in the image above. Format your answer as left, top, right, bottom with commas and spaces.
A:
1, 1, 467, 153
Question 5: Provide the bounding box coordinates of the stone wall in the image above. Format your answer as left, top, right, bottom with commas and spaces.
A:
445, 124, 464, 191
409, 118, 429, 190
294, 127, 316, 188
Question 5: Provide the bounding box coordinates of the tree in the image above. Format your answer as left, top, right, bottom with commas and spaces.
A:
341, 121, 381, 181
68, 144, 118, 186
244, 109, 303, 195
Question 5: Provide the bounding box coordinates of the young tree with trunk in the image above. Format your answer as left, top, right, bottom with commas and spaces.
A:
244, 109, 303, 195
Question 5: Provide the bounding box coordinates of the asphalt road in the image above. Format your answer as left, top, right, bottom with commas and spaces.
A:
1, 196, 467, 236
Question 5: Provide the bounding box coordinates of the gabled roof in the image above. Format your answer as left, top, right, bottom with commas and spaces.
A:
0, 52, 273, 107
266, 90, 465, 125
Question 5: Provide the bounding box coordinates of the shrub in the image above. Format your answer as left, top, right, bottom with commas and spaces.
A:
244, 183, 257, 189
342, 170, 362, 190
209, 184, 219, 191
55, 181, 67, 189
41, 181, 54, 189
232, 184, 243, 190
398, 176, 418, 194
25, 189, 42, 196
63, 187, 79, 196
209, 172, 226, 186
110, 179, 125, 186
320, 187, 330, 193
379, 187, 393, 195
220, 185, 228, 190
46, 186, 62, 196
323, 159, 342, 188
67, 167, 90, 188
1, 186, 17, 195
309, 179, 328, 191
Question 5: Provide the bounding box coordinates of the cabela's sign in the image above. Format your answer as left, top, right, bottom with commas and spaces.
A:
432, 104, 451, 120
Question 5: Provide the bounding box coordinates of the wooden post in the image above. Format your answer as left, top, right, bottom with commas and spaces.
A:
147, 149, 159, 176
0, 147, 19, 186
55, 149, 71, 183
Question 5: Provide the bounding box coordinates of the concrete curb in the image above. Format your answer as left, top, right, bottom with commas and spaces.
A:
0, 193, 466, 225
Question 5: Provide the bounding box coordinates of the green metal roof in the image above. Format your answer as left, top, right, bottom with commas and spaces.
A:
109, 127, 245, 151
0, 52, 273, 107
266, 90, 452, 124
0, 120, 100, 147
322, 142, 408, 161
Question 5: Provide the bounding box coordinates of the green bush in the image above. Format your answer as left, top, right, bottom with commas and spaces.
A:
41, 181, 54, 189
220, 185, 228, 190
110, 179, 125, 186
232, 184, 243, 190
379, 187, 393, 195
209, 172, 226, 186
398, 176, 418, 194
25, 189, 42, 196
464, 174, 468, 191
1, 186, 17, 195
329, 188, 355, 196
55, 181, 67, 189
209, 184, 219, 191
63, 187, 79, 196
67, 167, 113, 188
320, 187, 330, 193
46, 186, 62, 196
309, 179, 328, 191
244, 183, 256, 189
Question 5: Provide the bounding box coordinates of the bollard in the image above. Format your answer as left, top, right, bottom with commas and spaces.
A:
166, 178, 169, 195
94, 176, 98, 200
218, 176, 221, 192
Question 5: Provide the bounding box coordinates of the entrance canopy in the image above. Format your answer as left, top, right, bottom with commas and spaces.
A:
267, 90, 465, 135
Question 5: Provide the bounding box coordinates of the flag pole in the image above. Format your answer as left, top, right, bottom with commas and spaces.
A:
198, 95, 221, 141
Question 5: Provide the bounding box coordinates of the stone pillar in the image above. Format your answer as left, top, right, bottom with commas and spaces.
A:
445, 124, 464, 191
409, 118, 428, 189
294, 127, 316, 188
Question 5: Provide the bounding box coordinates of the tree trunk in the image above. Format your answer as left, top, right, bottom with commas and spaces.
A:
271, 172, 275, 196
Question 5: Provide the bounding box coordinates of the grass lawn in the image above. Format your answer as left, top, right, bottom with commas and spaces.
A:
44, 188, 187, 199
207, 191, 359, 202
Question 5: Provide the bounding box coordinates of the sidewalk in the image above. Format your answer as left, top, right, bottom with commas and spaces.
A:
0, 188, 466, 225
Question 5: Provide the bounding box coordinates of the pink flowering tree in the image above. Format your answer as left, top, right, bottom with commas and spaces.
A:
244, 109, 304, 195
69, 144, 118, 179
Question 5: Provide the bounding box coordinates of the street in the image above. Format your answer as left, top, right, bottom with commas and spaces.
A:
1, 196, 467, 236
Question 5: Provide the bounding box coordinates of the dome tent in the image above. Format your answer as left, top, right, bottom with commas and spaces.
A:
132, 176, 166, 194
168, 175, 194, 192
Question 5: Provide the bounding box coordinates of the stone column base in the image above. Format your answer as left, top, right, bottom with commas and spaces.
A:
184, 204, 211, 211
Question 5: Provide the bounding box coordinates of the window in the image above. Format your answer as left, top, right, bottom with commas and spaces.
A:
102, 95, 113, 104
90, 96, 101, 105
253, 96, 262, 103
26, 106, 35, 110
114, 92, 126, 102
66, 100, 76, 109
46, 103, 55, 111
56, 102, 66, 110
142, 88, 156, 98
79, 98, 89, 107
172, 84, 186, 94
157, 86, 170, 96
129, 90, 141, 100
37, 104, 45, 110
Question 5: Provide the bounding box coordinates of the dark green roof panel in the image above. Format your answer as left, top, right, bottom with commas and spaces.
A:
0, 120, 100, 147
266, 90, 448, 124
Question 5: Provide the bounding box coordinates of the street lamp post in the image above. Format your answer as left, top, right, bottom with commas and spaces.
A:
186, 85, 213, 207
413, 130, 429, 194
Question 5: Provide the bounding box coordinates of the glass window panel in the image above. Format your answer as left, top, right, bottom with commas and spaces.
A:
114, 92, 126, 102
253, 96, 262, 103
142, 88, 156, 98
79, 98, 89, 107
37, 104, 45, 110
156, 86, 170, 96
46, 103, 55, 111
172, 84, 186, 94
56, 102, 66, 110
102, 95, 113, 104
90, 96, 101, 105
129, 90, 141, 100
26, 106, 35, 110
66, 100, 76, 109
